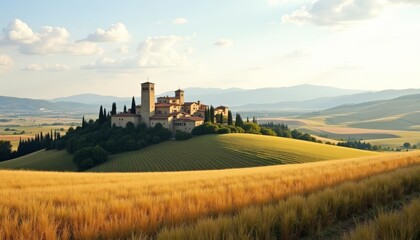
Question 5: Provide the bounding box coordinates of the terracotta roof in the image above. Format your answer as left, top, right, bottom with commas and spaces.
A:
174, 117, 204, 122
155, 103, 181, 107
155, 103, 171, 107
150, 112, 187, 120
112, 113, 140, 117
215, 106, 228, 110
157, 96, 178, 100
150, 114, 172, 120
183, 102, 197, 106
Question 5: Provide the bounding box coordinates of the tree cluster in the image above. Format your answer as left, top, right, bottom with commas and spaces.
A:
53, 109, 172, 170
337, 140, 377, 151
0, 131, 60, 162
0, 140, 12, 162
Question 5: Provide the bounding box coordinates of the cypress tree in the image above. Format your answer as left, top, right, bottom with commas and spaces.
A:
99, 105, 103, 122
103, 108, 107, 122
252, 116, 257, 124
123, 105, 127, 113
235, 113, 243, 127
204, 107, 209, 122
82, 116, 86, 128
228, 110, 233, 125
130, 97, 136, 114
246, 117, 249, 123
210, 105, 215, 123
111, 102, 117, 115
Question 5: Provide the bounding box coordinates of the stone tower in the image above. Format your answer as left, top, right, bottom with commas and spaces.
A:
140, 81, 155, 126
175, 89, 184, 105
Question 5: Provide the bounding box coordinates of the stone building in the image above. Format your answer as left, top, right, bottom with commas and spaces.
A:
111, 81, 218, 134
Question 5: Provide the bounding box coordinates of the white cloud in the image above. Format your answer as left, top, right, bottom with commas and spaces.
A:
136, 36, 186, 67
173, 18, 188, 25
22, 63, 70, 71
282, 7, 312, 25
116, 45, 129, 54
82, 35, 188, 70
82, 23, 130, 42
0, 54, 14, 71
67, 41, 104, 55
81, 57, 119, 70
282, 0, 387, 27
214, 38, 234, 47
22, 64, 43, 71
1, 19, 103, 55
2, 19, 39, 44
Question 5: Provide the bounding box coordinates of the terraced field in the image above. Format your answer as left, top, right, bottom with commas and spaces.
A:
0, 150, 76, 171
0, 134, 377, 172
90, 134, 377, 172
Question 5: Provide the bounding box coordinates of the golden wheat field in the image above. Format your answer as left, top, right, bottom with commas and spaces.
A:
0, 151, 419, 239
343, 199, 420, 240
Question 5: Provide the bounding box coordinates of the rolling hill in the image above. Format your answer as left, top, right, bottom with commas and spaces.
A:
0, 134, 376, 172
90, 134, 376, 172
0, 96, 96, 115
0, 150, 76, 171
305, 94, 420, 130
234, 88, 420, 111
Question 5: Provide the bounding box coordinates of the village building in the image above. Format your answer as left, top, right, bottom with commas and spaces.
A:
111, 81, 226, 134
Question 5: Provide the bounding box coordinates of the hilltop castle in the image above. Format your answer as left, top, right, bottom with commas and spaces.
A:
111, 81, 229, 134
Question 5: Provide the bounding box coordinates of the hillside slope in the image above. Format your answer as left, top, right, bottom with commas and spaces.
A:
235, 89, 420, 111
309, 94, 420, 130
0, 134, 377, 172
89, 134, 377, 172
0, 96, 96, 115
0, 150, 76, 171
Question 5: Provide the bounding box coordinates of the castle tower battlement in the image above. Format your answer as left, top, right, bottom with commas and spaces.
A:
175, 89, 184, 105
140, 81, 155, 126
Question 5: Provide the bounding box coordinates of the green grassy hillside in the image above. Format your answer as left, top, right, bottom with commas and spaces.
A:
0, 150, 76, 171
317, 94, 420, 130
89, 134, 378, 172
0, 134, 378, 172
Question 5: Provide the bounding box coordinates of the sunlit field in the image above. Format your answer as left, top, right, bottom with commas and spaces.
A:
343, 199, 420, 240
0, 134, 376, 172
0, 116, 78, 150
0, 151, 419, 239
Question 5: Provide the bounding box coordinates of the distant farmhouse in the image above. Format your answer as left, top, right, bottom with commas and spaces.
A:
111, 81, 229, 134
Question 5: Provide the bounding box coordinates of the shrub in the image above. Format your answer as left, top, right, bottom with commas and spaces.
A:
192, 123, 219, 135
73, 145, 109, 171
78, 158, 95, 171
260, 127, 276, 136
217, 128, 231, 134
175, 131, 192, 140
242, 122, 261, 134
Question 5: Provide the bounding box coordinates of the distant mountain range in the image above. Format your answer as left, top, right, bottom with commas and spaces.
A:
50, 85, 363, 108
0, 96, 96, 115
1, 85, 420, 119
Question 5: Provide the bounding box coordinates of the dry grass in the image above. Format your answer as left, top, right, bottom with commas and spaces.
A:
343, 199, 420, 240
0, 152, 419, 239
156, 164, 420, 240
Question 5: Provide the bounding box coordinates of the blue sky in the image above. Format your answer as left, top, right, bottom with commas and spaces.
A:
0, 0, 419, 98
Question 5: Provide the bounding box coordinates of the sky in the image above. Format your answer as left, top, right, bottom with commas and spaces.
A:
0, 0, 419, 99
